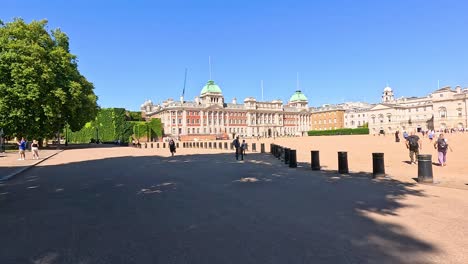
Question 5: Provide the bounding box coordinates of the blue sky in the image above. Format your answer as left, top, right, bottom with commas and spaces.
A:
3, 0, 468, 110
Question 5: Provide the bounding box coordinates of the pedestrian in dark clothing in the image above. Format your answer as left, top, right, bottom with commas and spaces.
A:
405, 130, 422, 164
169, 139, 176, 156
232, 136, 240, 160
395, 131, 400, 142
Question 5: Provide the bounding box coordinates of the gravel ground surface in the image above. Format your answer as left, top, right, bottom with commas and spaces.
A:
0, 145, 467, 264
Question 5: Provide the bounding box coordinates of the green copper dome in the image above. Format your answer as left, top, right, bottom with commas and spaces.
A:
289, 90, 308, 102
200, 80, 222, 95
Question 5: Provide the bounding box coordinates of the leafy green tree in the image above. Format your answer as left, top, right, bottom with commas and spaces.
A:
0, 19, 98, 140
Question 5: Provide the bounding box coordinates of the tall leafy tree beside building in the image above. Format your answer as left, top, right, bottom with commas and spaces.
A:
0, 19, 98, 139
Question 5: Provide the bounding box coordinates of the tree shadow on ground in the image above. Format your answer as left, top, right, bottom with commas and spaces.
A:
0, 152, 438, 264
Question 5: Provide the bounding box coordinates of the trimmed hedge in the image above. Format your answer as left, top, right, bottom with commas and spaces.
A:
308, 128, 369, 136
66, 108, 160, 143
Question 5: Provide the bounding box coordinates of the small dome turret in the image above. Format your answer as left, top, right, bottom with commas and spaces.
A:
200, 80, 222, 95
289, 90, 308, 102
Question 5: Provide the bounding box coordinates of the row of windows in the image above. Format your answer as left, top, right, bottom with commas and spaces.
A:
184, 127, 247, 134
314, 119, 337, 125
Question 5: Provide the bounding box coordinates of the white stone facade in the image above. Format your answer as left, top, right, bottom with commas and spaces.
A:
366, 86, 468, 134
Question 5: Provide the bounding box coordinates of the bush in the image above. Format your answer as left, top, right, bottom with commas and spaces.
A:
308, 128, 369, 136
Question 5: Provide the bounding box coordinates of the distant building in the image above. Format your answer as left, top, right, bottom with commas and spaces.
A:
141, 80, 311, 139
310, 105, 345, 130
341, 102, 374, 129
367, 85, 468, 134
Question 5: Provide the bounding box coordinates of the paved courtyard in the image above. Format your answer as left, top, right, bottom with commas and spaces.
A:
1, 145, 467, 264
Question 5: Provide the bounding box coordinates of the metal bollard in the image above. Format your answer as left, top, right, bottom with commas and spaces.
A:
372, 153, 385, 178
270, 144, 273, 154
311, 150, 320, 170
278, 146, 283, 160
338, 151, 349, 174
289, 149, 297, 168
417, 154, 433, 183
252, 143, 257, 152
284, 148, 290, 164
261, 143, 265, 153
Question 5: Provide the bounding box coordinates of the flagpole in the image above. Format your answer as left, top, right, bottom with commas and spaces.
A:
182, 68, 187, 97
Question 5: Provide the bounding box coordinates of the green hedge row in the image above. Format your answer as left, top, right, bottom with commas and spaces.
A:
66, 108, 162, 143
308, 128, 369, 136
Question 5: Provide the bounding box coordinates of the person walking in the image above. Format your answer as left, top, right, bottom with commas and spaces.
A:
240, 140, 247, 160
17, 137, 27, 160
434, 133, 452, 166
232, 136, 240, 160
31, 140, 40, 160
395, 130, 400, 142
169, 139, 176, 156
405, 130, 422, 164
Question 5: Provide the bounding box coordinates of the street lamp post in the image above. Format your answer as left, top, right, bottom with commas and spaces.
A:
57, 114, 61, 149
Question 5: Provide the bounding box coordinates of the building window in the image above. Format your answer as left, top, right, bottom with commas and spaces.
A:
458, 108, 463, 117
178, 119, 182, 124
172, 119, 175, 124
439, 107, 447, 118
440, 94, 443, 97
187, 119, 190, 124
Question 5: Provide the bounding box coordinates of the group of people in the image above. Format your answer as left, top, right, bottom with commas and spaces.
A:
232, 136, 247, 161
403, 130, 452, 166
15, 137, 40, 160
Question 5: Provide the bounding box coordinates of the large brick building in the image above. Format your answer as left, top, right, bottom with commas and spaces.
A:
141, 80, 311, 139
310, 105, 345, 130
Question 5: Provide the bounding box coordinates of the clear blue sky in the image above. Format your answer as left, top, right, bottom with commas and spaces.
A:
3, 0, 468, 110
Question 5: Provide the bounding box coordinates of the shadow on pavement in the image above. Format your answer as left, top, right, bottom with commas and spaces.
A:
0, 152, 437, 264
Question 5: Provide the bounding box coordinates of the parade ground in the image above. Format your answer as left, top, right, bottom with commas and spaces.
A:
0, 135, 467, 263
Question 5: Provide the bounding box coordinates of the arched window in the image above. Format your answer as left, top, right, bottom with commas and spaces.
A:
439, 107, 447, 118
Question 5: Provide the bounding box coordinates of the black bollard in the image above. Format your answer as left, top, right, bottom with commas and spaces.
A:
338, 151, 349, 174
261, 143, 265, 153
270, 144, 273, 154
289, 149, 297, 168
417, 154, 433, 183
252, 143, 257, 152
311, 150, 320, 170
372, 153, 385, 178
284, 148, 290, 164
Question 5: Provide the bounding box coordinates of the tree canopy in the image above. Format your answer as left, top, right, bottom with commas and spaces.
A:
0, 18, 98, 139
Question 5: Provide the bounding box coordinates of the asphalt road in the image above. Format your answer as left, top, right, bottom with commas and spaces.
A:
0, 151, 438, 264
